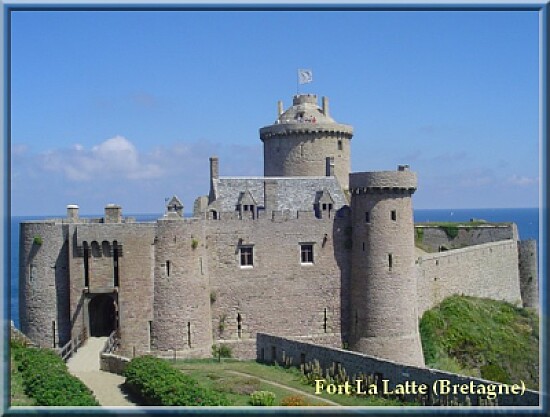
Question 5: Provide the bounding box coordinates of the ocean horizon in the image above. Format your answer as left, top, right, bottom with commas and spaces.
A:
9, 207, 540, 329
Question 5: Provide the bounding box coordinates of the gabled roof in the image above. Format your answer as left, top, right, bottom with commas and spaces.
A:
237, 190, 258, 206
314, 189, 335, 205
166, 195, 183, 211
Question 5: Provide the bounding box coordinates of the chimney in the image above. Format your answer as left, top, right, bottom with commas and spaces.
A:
322, 96, 329, 117
104, 204, 122, 223
264, 179, 278, 212
326, 156, 335, 177
209, 156, 219, 204
277, 100, 283, 117
210, 156, 219, 180
66, 204, 79, 223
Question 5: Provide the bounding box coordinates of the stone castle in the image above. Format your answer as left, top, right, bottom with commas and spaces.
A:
19, 93, 539, 367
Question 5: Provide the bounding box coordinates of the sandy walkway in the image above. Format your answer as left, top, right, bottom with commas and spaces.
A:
67, 337, 139, 407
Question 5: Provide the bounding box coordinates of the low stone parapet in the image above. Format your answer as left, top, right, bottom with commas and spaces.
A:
99, 352, 131, 375
257, 333, 540, 407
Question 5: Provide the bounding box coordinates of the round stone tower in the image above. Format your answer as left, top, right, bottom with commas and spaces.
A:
259, 94, 353, 190
19, 221, 71, 348
349, 166, 425, 367
152, 218, 213, 357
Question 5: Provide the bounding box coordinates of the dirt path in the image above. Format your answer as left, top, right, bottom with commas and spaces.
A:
67, 337, 139, 407
226, 370, 341, 406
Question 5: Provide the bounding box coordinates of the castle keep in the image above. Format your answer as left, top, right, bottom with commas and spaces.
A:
19, 94, 538, 367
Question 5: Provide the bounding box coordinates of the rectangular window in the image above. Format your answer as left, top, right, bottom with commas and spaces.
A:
301, 244, 314, 264
338, 140, 343, 151
388, 253, 393, 270
365, 211, 370, 223
391, 210, 397, 221
240, 246, 254, 267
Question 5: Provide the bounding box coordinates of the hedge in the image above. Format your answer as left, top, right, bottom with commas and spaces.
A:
15, 345, 99, 406
123, 356, 230, 406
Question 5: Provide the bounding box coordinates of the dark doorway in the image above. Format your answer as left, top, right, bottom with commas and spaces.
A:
89, 294, 116, 336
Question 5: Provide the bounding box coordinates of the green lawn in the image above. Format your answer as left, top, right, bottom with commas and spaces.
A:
174, 359, 407, 406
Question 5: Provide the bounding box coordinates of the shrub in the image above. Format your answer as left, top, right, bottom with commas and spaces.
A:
191, 238, 199, 249
440, 224, 459, 239
33, 235, 43, 245
123, 356, 230, 406
17, 346, 98, 406
212, 344, 232, 359
281, 394, 309, 406
249, 390, 276, 406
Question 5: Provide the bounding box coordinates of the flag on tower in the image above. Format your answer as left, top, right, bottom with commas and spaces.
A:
298, 69, 313, 84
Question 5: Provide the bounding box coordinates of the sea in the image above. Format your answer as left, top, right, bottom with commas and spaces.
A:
8, 208, 540, 329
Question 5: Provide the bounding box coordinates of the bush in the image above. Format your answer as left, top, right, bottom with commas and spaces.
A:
212, 344, 232, 359
123, 356, 230, 406
281, 394, 309, 406
249, 390, 276, 406
33, 235, 43, 245
17, 346, 98, 406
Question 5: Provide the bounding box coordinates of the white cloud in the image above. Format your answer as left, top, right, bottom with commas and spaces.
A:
507, 174, 538, 187
41, 135, 165, 181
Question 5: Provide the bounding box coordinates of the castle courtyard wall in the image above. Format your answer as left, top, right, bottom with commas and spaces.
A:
416, 240, 522, 316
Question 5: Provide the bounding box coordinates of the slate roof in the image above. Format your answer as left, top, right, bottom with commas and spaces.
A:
211, 176, 348, 213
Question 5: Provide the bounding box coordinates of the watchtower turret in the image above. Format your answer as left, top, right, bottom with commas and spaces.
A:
259, 94, 353, 190
349, 165, 425, 367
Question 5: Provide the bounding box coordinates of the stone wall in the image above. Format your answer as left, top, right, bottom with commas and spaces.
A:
99, 352, 130, 375
415, 224, 518, 251
416, 240, 522, 316
257, 334, 539, 406
205, 212, 351, 358
518, 240, 539, 310
68, 222, 156, 356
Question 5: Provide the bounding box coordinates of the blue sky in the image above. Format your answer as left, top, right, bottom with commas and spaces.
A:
10, 9, 540, 215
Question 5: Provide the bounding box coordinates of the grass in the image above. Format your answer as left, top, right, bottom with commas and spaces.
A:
10, 342, 34, 406
420, 295, 539, 390
173, 359, 407, 406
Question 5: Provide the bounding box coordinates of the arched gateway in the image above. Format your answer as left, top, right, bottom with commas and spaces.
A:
88, 294, 117, 337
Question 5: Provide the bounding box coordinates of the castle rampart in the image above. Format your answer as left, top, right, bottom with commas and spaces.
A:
416, 240, 522, 316
518, 239, 539, 311
415, 223, 518, 251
